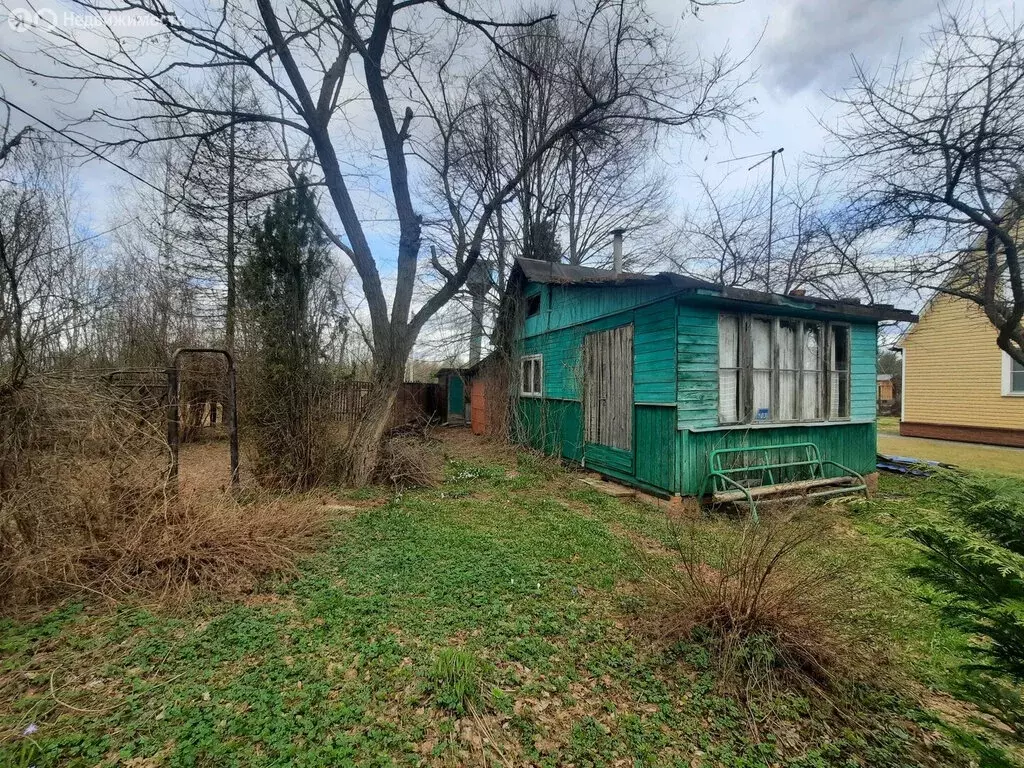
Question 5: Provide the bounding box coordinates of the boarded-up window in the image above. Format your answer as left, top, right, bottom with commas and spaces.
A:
584, 324, 633, 450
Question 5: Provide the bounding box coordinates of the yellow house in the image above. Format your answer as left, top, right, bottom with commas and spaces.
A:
897, 293, 1024, 447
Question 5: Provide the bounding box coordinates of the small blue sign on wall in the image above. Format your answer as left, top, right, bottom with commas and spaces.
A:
755, 408, 770, 422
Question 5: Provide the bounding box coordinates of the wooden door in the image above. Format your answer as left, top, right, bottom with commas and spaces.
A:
583, 324, 634, 452
447, 374, 465, 422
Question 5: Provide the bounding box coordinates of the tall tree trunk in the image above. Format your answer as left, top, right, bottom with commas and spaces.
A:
225, 95, 237, 351
469, 290, 484, 365
342, 347, 406, 486
157, 152, 173, 356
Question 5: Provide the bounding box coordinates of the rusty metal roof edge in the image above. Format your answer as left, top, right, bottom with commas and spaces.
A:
512, 256, 918, 322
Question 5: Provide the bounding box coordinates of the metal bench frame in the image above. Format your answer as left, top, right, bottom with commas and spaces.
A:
697, 441, 867, 520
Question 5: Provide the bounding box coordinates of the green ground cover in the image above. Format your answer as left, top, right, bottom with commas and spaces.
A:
2, 436, 1020, 767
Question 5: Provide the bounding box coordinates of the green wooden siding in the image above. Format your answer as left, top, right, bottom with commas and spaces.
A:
516, 279, 882, 498
676, 303, 719, 428
850, 323, 877, 420
584, 443, 633, 474
676, 422, 877, 495
516, 291, 678, 492
523, 282, 677, 339
634, 303, 677, 404
517, 398, 583, 462
675, 301, 878, 428
522, 296, 678, 404
635, 406, 677, 490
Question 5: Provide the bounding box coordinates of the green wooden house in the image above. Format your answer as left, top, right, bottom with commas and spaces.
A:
509, 257, 916, 499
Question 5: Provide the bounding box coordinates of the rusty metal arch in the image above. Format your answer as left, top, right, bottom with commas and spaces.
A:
167, 348, 239, 488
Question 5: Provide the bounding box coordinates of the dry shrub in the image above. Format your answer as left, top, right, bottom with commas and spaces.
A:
648, 515, 876, 708
238, 362, 345, 491
373, 434, 442, 490
0, 375, 327, 611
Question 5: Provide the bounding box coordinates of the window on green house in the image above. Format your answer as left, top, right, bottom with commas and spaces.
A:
829, 325, 850, 419
802, 323, 823, 420
717, 314, 850, 424
525, 293, 541, 318
520, 355, 542, 397
718, 315, 742, 423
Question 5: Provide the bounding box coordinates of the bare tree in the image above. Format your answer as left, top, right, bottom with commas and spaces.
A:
672, 168, 883, 300
829, 7, 1024, 364
175, 68, 280, 352
2, 0, 744, 484
0, 115, 96, 394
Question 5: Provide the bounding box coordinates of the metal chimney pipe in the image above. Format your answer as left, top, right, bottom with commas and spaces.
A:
611, 228, 625, 275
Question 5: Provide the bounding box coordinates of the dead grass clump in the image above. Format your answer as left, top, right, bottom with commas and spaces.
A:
1, 376, 328, 611
5, 489, 327, 607
374, 434, 443, 490
647, 516, 875, 708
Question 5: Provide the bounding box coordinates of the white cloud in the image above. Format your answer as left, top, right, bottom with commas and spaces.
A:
759, 0, 939, 94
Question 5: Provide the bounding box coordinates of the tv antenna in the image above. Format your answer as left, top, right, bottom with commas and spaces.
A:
718, 147, 785, 289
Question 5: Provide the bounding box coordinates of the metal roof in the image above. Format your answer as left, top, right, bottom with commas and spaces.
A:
512, 257, 918, 323
515, 256, 715, 290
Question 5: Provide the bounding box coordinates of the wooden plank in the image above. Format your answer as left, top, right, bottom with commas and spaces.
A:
583, 323, 633, 452
712, 476, 858, 502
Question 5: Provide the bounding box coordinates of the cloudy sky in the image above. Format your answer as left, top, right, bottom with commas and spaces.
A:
0, 0, 1016, 271
657, 0, 1010, 207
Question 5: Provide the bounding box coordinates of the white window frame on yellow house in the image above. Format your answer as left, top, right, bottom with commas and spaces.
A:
1001, 352, 1024, 397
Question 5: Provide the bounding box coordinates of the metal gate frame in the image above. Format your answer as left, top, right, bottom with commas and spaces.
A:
167, 348, 239, 488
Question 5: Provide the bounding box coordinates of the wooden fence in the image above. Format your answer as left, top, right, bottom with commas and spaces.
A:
321, 380, 442, 431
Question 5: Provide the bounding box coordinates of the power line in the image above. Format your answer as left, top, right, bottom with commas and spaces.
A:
1, 97, 173, 198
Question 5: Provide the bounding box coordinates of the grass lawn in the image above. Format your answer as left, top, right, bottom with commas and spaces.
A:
876, 416, 900, 435
877, 430, 1024, 478
1, 432, 1021, 767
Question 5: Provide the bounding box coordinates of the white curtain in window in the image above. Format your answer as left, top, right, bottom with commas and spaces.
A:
719, 315, 740, 422
751, 318, 772, 420
801, 324, 822, 419
719, 371, 739, 422
830, 326, 850, 418
777, 321, 799, 420
719, 315, 739, 367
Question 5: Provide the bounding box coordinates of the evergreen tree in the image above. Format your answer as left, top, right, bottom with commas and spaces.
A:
241, 180, 332, 488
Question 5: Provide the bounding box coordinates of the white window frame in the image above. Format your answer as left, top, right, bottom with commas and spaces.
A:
520, 354, 543, 398
1001, 352, 1024, 396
